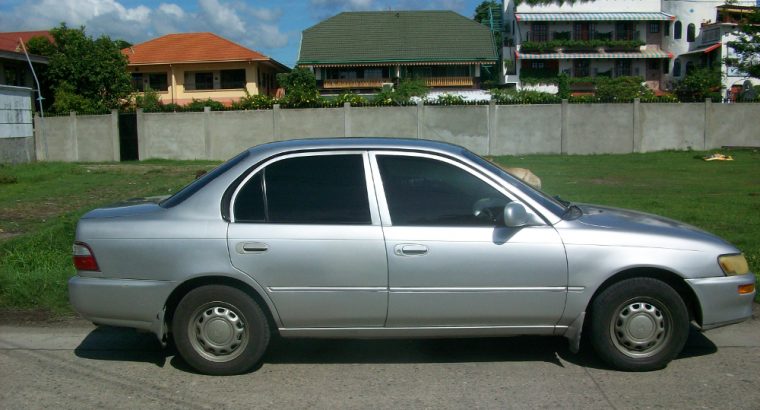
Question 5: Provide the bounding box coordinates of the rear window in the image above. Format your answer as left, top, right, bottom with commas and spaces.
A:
161, 150, 250, 208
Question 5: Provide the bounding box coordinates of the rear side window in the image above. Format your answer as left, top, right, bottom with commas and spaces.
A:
377, 155, 508, 226
233, 154, 371, 224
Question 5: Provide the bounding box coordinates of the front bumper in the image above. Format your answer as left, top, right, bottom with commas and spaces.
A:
68, 276, 176, 339
686, 272, 756, 330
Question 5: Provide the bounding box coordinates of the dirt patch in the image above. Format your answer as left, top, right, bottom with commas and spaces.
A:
0, 308, 83, 325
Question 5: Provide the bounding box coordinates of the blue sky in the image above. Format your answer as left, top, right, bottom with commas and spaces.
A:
0, 0, 489, 67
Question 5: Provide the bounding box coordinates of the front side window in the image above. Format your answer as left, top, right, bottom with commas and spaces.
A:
532, 22, 548, 42
233, 154, 371, 224
674, 21, 682, 39
687, 24, 696, 42
377, 155, 508, 227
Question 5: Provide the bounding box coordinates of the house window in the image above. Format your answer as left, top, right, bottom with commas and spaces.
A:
615, 60, 632, 77
648, 59, 660, 70
530, 62, 545, 70
687, 24, 696, 42
573, 60, 590, 77
649, 22, 660, 34
673, 59, 681, 77
532, 22, 548, 42
674, 21, 682, 39
221, 69, 246, 89
663, 59, 670, 74
664, 21, 670, 36
148, 73, 168, 91
195, 72, 214, 90
131, 73, 144, 91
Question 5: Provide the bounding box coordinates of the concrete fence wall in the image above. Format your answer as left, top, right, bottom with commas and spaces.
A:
31, 100, 759, 162
34, 110, 119, 162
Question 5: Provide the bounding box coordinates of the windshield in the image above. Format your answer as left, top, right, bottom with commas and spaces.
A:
160, 150, 250, 208
462, 150, 568, 217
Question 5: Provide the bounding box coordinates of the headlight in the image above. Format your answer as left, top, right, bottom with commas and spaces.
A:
718, 254, 749, 276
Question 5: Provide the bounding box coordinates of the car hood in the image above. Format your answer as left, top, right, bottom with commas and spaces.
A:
558, 204, 735, 252
81, 196, 169, 219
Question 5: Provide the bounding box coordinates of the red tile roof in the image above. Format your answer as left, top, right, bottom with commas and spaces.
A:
0, 30, 52, 52
123, 32, 269, 65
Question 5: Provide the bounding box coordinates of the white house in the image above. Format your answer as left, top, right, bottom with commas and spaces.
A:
501, 0, 759, 97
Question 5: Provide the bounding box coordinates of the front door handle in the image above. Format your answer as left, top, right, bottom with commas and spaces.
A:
394, 244, 428, 256
237, 242, 269, 254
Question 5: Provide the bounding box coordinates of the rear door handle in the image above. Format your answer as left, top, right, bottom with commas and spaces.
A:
394, 244, 428, 256
237, 242, 269, 254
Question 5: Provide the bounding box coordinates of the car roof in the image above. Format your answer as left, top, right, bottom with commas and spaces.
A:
246, 138, 468, 157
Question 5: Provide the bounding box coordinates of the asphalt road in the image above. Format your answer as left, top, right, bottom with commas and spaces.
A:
1, 306, 759, 410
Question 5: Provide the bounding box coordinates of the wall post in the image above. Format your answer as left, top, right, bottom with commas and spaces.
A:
487, 100, 496, 156
632, 98, 641, 153
273, 104, 281, 140
110, 109, 120, 161
560, 99, 568, 154
416, 100, 424, 139
344, 102, 351, 138
203, 106, 211, 159
70, 111, 79, 161
136, 108, 146, 160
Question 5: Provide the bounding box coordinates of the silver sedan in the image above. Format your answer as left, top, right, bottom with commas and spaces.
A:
68, 138, 755, 375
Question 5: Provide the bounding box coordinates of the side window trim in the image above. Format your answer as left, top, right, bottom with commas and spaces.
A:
368, 151, 522, 227
230, 151, 380, 225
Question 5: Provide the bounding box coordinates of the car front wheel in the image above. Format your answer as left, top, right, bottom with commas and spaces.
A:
173, 285, 270, 375
590, 277, 689, 371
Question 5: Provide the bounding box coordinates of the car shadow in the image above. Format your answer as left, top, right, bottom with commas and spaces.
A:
74, 324, 718, 374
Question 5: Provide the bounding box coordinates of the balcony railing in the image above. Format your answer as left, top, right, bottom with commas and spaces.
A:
323, 78, 392, 89
424, 77, 474, 87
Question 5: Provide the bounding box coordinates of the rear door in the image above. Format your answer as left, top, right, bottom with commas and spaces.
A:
227, 151, 388, 328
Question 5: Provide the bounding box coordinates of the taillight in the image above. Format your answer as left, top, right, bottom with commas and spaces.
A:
73, 242, 100, 272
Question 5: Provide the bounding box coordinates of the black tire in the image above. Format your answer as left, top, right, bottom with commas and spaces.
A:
172, 285, 270, 375
590, 277, 689, 371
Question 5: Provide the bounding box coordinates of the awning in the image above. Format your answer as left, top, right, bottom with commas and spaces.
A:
515, 12, 675, 22
678, 43, 721, 56
516, 50, 673, 60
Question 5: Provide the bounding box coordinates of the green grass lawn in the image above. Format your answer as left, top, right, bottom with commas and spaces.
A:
0, 150, 758, 314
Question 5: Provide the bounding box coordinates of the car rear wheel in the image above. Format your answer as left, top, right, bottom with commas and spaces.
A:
173, 285, 269, 375
590, 277, 689, 371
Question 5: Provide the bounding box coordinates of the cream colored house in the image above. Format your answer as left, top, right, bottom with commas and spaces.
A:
123, 32, 289, 106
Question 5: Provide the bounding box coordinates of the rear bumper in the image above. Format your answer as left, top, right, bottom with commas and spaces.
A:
686, 273, 756, 330
68, 276, 175, 339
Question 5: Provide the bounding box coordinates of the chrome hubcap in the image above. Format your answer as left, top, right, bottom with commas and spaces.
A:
189, 304, 248, 362
611, 300, 668, 358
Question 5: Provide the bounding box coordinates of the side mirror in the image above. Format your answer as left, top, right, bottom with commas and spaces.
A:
503, 202, 529, 227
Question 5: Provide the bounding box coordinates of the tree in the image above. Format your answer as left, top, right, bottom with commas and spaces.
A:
474, 1, 500, 23
727, 7, 760, 80
276, 68, 320, 108
674, 65, 722, 102
26, 23, 132, 113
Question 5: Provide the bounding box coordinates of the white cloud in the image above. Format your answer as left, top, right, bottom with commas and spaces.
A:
157, 3, 185, 19
198, 0, 246, 35
0, 0, 291, 60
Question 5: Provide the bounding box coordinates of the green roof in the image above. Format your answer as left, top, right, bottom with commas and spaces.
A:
298, 11, 498, 65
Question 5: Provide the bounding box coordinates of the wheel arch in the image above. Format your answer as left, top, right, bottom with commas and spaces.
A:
164, 275, 280, 336
587, 267, 703, 327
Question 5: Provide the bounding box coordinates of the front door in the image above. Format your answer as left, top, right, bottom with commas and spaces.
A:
371, 152, 568, 329
227, 152, 388, 328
